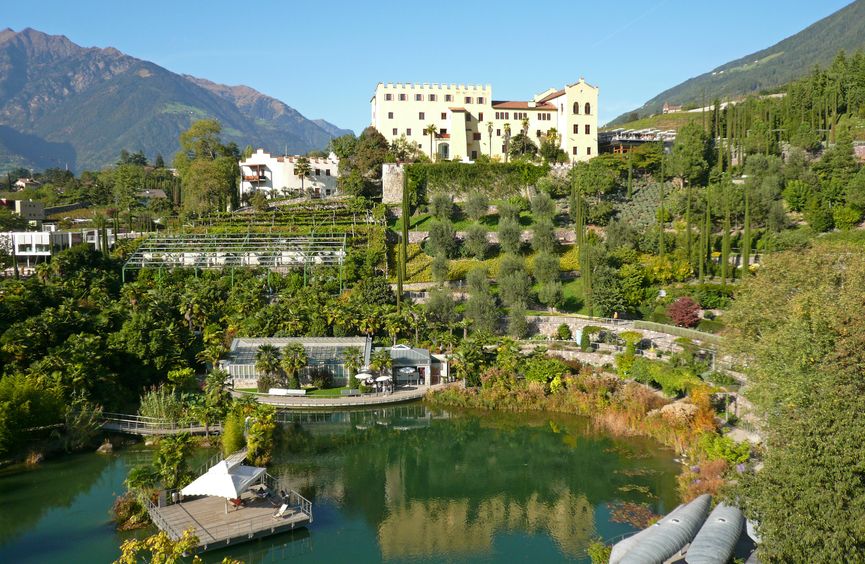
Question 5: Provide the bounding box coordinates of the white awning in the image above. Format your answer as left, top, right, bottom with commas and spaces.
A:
181, 460, 266, 499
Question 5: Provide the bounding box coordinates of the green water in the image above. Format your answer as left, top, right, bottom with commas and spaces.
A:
0, 403, 681, 563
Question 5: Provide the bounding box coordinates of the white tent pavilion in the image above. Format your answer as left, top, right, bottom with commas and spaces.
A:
181, 460, 266, 512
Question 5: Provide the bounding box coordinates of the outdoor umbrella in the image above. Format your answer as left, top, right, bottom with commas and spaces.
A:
375, 375, 393, 382
355, 372, 373, 380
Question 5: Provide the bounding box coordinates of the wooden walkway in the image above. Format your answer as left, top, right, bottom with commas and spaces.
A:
101, 413, 221, 436
149, 490, 311, 551
245, 383, 451, 409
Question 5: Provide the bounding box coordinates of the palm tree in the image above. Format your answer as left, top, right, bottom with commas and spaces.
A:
342, 346, 363, 384
281, 343, 308, 388
424, 124, 438, 160
521, 116, 530, 137
369, 348, 393, 376
254, 344, 282, 391
294, 156, 312, 195
503, 123, 512, 163
486, 121, 494, 157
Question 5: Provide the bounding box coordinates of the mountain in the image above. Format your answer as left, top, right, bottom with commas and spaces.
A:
0, 28, 352, 172
611, 0, 865, 125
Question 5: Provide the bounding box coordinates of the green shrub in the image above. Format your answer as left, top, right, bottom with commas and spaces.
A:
522, 356, 569, 384
628, 357, 701, 397
556, 323, 572, 340
579, 330, 591, 352
697, 433, 750, 464
587, 539, 612, 564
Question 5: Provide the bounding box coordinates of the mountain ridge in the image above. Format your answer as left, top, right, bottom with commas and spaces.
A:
611, 0, 865, 125
0, 28, 352, 172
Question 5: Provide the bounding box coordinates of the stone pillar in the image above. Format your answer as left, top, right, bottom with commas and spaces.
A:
382, 163, 405, 204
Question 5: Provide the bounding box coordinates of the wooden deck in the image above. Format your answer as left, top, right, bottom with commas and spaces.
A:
149, 491, 311, 551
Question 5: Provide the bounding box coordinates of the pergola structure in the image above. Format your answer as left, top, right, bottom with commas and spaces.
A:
122, 233, 347, 283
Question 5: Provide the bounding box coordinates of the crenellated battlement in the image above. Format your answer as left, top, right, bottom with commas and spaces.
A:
377, 82, 491, 92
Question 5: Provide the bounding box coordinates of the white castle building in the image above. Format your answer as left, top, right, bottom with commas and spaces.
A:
370, 79, 598, 162
239, 149, 340, 200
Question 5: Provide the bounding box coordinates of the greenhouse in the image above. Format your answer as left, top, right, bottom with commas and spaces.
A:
122, 233, 347, 280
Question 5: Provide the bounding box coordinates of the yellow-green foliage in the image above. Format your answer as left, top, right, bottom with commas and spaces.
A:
221, 411, 246, 456
640, 254, 692, 283
697, 433, 751, 464
558, 245, 581, 272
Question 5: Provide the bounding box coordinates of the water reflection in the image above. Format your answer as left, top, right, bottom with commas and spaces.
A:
270, 404, 679, 561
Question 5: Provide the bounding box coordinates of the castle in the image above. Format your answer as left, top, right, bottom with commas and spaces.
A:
370, 79, 598, 162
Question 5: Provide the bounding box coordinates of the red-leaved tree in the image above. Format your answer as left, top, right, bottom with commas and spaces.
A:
667, 296, 701, 328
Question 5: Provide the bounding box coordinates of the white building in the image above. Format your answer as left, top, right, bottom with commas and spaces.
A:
239, 149, 340, 201
370, 79, 598, 162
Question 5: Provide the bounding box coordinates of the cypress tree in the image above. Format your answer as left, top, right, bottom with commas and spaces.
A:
721, 184, 731, 288
626, 153, 633, 200
658, 159, 666, 258
742, 187, 751, 276
686, 181, 692, 267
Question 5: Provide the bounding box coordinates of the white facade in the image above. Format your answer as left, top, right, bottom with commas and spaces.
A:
370, 79, 598, 162
239, 149, 339, 201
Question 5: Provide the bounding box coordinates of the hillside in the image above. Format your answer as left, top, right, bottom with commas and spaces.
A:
0, 28, 350, 172
611, 0, 865, 125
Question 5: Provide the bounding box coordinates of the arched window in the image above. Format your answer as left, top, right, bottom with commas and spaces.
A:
584, 102, 591, 115
572, 102, 580, 114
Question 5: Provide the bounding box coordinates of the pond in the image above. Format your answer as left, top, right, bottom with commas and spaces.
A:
0, 402, 681, 563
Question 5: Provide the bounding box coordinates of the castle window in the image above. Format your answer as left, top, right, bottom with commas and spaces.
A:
392, 128, 398, 135
415, 94, 423, 101
398, 93, 406, 101
496, 129, 501, 136
315, 169, 320, 176
441, 112, 447, 119
445, 94, 453, 102
587, 147, 592, 155
573, 147, 578, 155
465, 96, 473, 104
325, 170, 331, 176
478, 112, 483, 121
385, 93, 393, 101
429, 94, 437, 101
471, 150, 478, 159
585, 124, 591, 135
419, 112, 425, 120
573, 102, 579, 114
573, 124, 578, 134
585, 102, 591, 115
388, 112, 394, 119
406, 128, 412, 135
477, 97, 485, 104
473, 133, 481, 140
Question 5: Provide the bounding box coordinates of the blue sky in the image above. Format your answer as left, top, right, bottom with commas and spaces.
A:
2, 0, 855, 134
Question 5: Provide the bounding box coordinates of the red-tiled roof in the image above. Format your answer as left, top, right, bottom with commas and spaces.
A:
491, 101, 556, 110
537, 89, 565, 104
